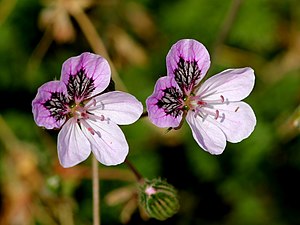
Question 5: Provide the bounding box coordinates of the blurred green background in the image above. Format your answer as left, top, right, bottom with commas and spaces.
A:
1, 0, 300, 224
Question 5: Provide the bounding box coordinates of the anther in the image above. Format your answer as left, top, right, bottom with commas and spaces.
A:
81, 112, 89, 119
197, 100, 207, 106
220, 95, 224, 103
215, 110, 219, 120
88, 127, 95, 135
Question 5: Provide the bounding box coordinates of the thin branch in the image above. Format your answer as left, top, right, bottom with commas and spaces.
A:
212, 0, 244, 60
70, 7, 127, 91
27, 25, 53, 74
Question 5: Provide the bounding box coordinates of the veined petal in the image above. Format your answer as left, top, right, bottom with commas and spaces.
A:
57, 119, 91, 168
32, 80, 68, 129
88, 91, 143, 125
82, 119, 128, 166
166, 39, 211, 93
207, 101, 256, 143
146, 76, 184, 128
61, 52, 111, 100
186, 110, 226, 155
197, 67, 255, 102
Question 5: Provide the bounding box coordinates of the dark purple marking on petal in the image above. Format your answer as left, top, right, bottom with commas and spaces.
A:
43, 92, 69, 122
174, 57, 201, 93
156, 86, 184, 118
67, 68, 96, 101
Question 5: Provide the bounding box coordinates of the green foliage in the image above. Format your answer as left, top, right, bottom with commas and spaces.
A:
1, 0, 300, 224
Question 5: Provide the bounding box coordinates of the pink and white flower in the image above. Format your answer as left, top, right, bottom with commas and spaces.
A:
32, 52, 143, 167
146, 39, 256, 154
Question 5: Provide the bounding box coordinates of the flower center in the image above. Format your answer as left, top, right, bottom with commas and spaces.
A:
68, 99, 106, 135
185, 94, 225, 120
70, 103, 89, 120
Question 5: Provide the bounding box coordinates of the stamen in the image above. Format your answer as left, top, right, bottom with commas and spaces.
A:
80, 119, 96, 135
88, 127, 95, 135
200, 98, 224, 105
220, 95, 224, 103
235, 107, 239, 112
81, 112, 89, 119
215, 110, 219, 120
88, 113, 106, 122
197, 100, 207, 106
195, 107, 220, 121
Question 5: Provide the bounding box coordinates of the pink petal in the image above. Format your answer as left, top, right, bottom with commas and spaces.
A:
197, 67, 255, 102
146, 76, 183, 128
88, 91, 143, 125
32, 80, 68, 129
166, 39, 211, 89
61, 52, 111, 97
82, 119, 128, 166
186, 110, 227, 154
57, 119, 91, 168
207, 101, 256, 143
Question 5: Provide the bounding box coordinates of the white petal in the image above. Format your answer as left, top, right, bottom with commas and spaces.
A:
57, 119, 91, 168
197, 67, 255, 101
186, 111, 226, 155
82, 119, 128, 166
207, 101, 256, 143
89, 91, 143, 125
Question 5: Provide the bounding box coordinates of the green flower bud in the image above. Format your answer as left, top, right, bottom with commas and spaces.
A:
138, 178, 179, 221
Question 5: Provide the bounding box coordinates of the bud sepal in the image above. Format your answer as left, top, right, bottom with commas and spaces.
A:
138, 178, 179, 221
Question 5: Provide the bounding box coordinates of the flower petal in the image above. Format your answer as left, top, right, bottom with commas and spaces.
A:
207, 101, 256, 143
186, 110, 226, 154
61, 52, 111, 98
57, 119, 91, 168
32, 80, 68, 129
146, 76, 183, 128
82, 119, 129, 166
88, 91, 143, 125
197, 67, 255, 102
166, 39, 210, 93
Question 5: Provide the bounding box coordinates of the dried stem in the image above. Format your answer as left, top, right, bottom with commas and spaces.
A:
27, 25, 53, 73
92, 155, 100, 225
70, 7, 127, 91
212, 0, 244, 60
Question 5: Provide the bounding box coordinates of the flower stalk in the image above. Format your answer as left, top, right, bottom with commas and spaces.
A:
125, 159, 143, 183
92, 155, 100, 225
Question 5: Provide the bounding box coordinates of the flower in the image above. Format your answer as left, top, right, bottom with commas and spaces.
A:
146, 39, 256, 154
32, 52, 143, 167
